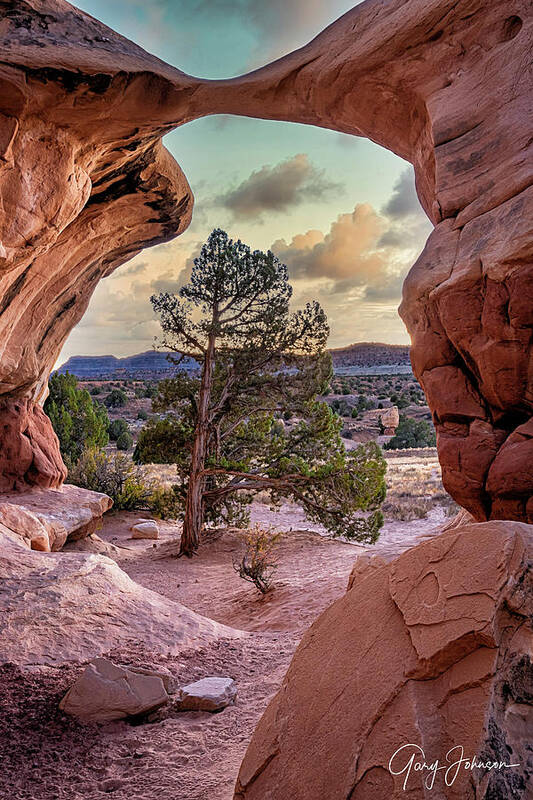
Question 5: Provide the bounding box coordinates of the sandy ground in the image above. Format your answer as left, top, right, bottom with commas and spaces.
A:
2, 468, 446, 800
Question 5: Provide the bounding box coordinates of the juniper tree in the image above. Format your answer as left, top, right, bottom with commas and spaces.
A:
45, 372, 109, 464
136, 229, 386, 557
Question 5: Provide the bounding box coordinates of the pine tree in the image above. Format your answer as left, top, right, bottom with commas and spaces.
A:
136, 229, 386, 557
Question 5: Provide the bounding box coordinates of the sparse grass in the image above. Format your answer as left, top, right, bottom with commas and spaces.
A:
383, 458, 458, 521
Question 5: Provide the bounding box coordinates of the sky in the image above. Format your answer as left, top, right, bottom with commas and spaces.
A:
59, 0, 432, 364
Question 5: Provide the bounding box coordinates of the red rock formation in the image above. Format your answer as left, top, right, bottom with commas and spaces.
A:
0, 0, 197, 488
234, 521, 533, 799
0, 0, 531, 519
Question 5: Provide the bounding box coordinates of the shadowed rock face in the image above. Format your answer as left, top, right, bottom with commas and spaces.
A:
0, 0, 531, 517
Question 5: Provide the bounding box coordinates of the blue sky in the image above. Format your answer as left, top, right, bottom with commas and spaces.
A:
60, 0, 431, 362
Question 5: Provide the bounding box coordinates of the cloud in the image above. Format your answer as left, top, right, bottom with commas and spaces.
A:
272, 204, 386, 283
216, 154, 341, 220
271, 170, 431, 310
381, 168, 421, 219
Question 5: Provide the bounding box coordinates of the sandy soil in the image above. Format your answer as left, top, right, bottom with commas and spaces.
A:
2, 486, 445, 800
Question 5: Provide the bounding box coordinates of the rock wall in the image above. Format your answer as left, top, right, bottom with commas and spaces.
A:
234, 521, 533, 799
0, 0, 531, 518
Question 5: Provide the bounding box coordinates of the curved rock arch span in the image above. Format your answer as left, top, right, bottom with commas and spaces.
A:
0, 0, 531, 520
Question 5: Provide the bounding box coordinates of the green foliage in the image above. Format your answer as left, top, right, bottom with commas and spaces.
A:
148, 484, 184, 520
351, 408, 359, 419
44, 373, 109, 463
134, 416, 193, 466
385, 414, 436, 450
146, 228, 387, 548
143, 384, 158, 399
137, 409, 149, 421
104, 388, 128, 408
116, 431, 134, 451
68, 448, 151, 510
108, 418, 129, 441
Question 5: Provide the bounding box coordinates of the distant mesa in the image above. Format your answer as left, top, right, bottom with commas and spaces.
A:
57, 343, 412, 380
56, 351, 199, 380
330, 342, 411, 376
330, 342, 410, 367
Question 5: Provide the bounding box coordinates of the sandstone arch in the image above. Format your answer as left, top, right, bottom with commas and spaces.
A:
0, 0, 531, 520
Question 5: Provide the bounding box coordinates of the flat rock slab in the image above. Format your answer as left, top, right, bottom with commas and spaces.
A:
59, 658, 169, 722
176, 677, 237, 712
0, 484, 112, 550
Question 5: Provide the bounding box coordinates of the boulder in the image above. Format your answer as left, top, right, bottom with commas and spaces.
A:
59, 658, 169, 722
177, 677, 237, 712
131, 520, 159, 539
0, 528, 240, 667
0, 485, 112, 550
234, 521, 533, 800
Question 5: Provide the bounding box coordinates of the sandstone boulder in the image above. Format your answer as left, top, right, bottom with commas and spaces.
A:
234, 521, 533, 800
177, 677, 237, 712
131, 520, 159, 539
59, 658, 169, 722
0, 484, 111, 550
0, 528, 240, 667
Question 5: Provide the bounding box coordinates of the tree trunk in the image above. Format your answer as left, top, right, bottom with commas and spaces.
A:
179, 317, 217, 557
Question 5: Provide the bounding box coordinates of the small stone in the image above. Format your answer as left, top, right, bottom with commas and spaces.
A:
130, 521, 159, 539
176, 677, 237, 712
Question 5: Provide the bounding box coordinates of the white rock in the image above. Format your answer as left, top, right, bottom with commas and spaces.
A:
0, 527, 240, 667
59, 658, 169, 722
176, 677, 237, 712
131, 520, 159, 539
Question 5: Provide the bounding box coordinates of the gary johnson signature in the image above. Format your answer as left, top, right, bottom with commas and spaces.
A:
388, 744, 520, 790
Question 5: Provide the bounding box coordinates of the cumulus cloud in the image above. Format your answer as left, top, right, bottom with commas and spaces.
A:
271, 170, 431, 309
272, 204, 386, 283
217, 154, 341, 220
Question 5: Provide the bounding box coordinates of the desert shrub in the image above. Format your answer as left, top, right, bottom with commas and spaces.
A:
148, 484, 184, 520
44, 372, 109, 463
233, 525, 282, 594
385, 415, 436, 450
68, 447, 151, 510
133, 417, 192, 465
104, 388, 128, 408
143, 383, 158, 399
137, 409, 149, 421
116, 431, 134, 451
89, 385, 101, 396
351, 408, 358, 419
108, 418, 129, 441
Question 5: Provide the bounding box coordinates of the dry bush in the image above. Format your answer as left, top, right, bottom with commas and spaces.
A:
233, 525, 283, 595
